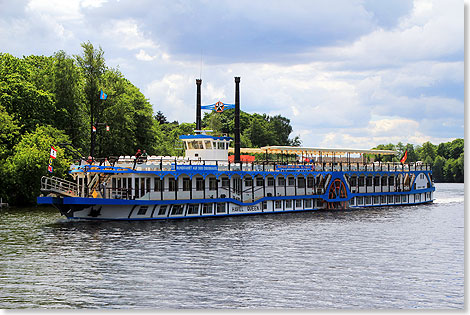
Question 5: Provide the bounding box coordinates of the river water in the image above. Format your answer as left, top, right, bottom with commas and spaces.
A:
0, 183, 464, 309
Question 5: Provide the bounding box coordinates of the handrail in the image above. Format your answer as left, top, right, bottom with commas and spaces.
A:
41, 176, 78, 197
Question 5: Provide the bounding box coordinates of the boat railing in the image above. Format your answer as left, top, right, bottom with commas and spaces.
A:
41, 176, 79, 197
74, 156, 432, 174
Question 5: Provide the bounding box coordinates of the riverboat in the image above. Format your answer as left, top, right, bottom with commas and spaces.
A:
37, 77, 435, 220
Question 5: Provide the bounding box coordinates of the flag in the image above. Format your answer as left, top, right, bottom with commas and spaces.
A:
400, 149, 408, 164
92, 126, 97, 132
50, 146, 57, 159
100, 90, 107, 100
48, 165, 53, 173
106, 125, 110, 131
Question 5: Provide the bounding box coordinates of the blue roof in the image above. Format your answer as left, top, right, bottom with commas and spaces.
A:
179, 134, 233, 141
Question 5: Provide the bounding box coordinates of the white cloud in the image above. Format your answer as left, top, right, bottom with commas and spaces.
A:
103, 19, 158, 51
0, 0, 462, 150
135, 49, 156, 61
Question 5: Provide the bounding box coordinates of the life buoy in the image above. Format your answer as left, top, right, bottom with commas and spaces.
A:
215, 101, 224, 112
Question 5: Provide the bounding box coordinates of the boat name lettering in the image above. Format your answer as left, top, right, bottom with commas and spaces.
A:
174, 165, 218, 171
275, 165, 314, 171
231, 205, 259, 213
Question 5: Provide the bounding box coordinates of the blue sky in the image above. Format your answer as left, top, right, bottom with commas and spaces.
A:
0, 0, 464, 149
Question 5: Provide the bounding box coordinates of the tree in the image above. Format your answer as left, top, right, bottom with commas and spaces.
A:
155, 111, 168, 124
432, 156, 445, 182
52, 50, 87, 149
449, 138, 464, 159
75, 41, 106, 156
418, 141, 436, 161
4, 125, 72, 205
0, 53, 56, 134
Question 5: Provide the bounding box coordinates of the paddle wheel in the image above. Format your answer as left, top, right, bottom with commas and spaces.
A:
327, 178, 348, 210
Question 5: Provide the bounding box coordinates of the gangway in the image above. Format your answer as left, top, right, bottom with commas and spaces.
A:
41, 176, 78, 197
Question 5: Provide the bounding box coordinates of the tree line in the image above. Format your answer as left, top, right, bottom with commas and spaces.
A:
0, 42, 300, 206
371, 139, 464, 183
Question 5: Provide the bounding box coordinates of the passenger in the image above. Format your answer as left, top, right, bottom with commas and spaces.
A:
141, 150, 148, 158
135, 149, 142, 159
87, 156, 94, 164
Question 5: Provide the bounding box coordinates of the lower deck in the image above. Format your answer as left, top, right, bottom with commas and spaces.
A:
42, 190, 434, 220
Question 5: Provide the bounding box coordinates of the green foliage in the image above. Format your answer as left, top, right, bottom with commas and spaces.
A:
3, 125, 72, 205
374, 139, 464, 183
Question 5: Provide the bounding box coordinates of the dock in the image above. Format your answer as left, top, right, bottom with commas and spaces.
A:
0, 198, 8, 208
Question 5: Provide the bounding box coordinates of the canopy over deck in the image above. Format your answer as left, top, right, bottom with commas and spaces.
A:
260, 146, 397, 156
229, 146, 397, 156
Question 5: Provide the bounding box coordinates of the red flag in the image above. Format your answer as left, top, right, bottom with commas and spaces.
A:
106, 125, 110, 131
400, 150, 408, 163
50, 146, 57, 159
92, 126, 96, 132
48, 165, 53, 173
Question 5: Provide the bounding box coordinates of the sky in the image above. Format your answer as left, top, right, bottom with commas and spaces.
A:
0, 0, 464, 149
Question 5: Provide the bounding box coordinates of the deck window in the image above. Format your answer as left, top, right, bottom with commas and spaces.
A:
304, 199, 312, 208
388, 196, 394, 203
262, 201, 267, 210
182, 178, 191, 191
395, 195, 401, 203
307, 177, 314, 188
245, 178, 253, 187
388, 176, 395, 186
169, 178, 177, 191
171, 205, 184, 215
202, 203, 213, 214
204, 140, 212, 149
366, 176, 372, 186
288, 177, 295, 186
158, 205, 167, 216
134, 178, 140, 198
267, 177, 275, 186
209, 177, 217, 190
216, 203, 225, 213
382, 177, 387, 186
374, 176, 380, 186
298, 177, 305, 188
187, 204, 199, 215
256, 177, 264, 187
218, 142, 225, 150
285, 200, 293, 208
154, 178, 162, 192
373, 196, 380, 204
365, 196, 371, 205
358, 176, 365, 187
275, 200, 282, 209
381, 196, 387, 204
295, 199, 302, 209
357, 196, 364, 205
196, 178, 204, 191
221, 177, 229, 188
278, 177, 285, 186
350, 176, 357, 187
137, 206, 148, 215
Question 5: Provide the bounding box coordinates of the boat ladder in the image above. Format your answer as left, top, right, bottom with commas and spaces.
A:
41, 176, 78, 197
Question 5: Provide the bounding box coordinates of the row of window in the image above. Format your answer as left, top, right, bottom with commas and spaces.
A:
352, 192, 431, 206
138, 199, 323, 217
185, 140, 230, 150
108, 174, 424, 199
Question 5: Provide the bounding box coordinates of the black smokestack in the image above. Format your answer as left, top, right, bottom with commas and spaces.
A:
196, 79, 202, 131
234, 77, 241, 163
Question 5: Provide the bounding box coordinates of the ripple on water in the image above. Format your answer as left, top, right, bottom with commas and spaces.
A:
0, 183, 464, 309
